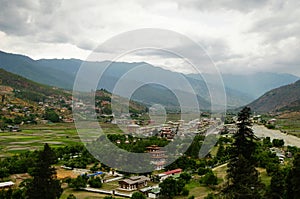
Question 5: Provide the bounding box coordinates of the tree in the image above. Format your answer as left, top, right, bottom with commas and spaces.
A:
179, 172, 192, 183
198, 167, 210, 176
88, 176, 102, 188
26, 143, 62, 199
0, 167, 9, 179
272, 139, 284, 147
223, 107, 264, 199
200, 171, 218, 186
286, 153, 300, 199
68, 175, 88, 190
44, 109, 60, 123
67, 194, 77, 199
263, 137, 272, 147
130, 192, 146, 199
182, 188, 189, 196
267, 169, 286, 199
159, 177, 186, 199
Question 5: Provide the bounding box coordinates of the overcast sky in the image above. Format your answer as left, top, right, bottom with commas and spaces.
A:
0, 0, 299, 75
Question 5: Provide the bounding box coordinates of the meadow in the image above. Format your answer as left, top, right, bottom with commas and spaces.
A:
0, 122, 125, 157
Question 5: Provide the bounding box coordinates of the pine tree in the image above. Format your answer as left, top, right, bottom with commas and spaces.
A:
286, 153, 300, 199
26, 143, 62, 199
223, 107, 264, 199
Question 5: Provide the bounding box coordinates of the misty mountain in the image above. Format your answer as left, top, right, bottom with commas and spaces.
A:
187, 72, 299, 100
0, 50, 298, 110
248, 80, 300, 113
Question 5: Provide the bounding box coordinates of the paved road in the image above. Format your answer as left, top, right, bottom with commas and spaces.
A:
253, 125, 300, 148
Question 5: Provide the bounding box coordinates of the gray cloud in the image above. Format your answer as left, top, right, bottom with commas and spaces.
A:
178, 0, 269, 12
0, 0, 299, 76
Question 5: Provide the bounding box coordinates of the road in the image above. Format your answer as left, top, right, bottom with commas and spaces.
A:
253, 125, 300, 148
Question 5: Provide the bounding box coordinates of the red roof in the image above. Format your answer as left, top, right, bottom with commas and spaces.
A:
163, 168, 182, 175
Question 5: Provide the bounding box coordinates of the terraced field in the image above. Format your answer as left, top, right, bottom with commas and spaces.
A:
0, 129, 80, 157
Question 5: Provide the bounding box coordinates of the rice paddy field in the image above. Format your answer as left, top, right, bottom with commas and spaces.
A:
0, 128, 80, 157
0, 122, 125, 157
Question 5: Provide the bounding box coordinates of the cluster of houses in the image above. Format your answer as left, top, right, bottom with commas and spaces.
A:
270, 147, 292, 164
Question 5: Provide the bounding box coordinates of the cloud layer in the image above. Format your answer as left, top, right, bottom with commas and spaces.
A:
0, 0, 299, 75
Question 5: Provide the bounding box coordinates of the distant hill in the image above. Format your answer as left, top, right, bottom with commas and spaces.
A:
0, 69, 147, 125
0, 50, 298, 109
187, 72, 299, 100
248, 80, 300, 113
0, 68, 69, 102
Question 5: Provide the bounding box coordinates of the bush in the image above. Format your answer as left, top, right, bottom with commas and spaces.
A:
198, 167, 210, 175
88, 177, 102, 188
130, 192, 146, 199
44, 109, 60, 123
200, 171, 218, 186
180, 172, 192, 183
204, 193, 215, 199
68, 175, 88, 190
182, 188, 189, 196
272, 139, 284, 147
67, 194, 77, 199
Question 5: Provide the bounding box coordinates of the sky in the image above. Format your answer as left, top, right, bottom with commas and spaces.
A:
0, 0, 300, 75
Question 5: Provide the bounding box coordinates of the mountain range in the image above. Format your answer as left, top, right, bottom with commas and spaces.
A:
248, 79, 300, 113
0, 50, 298, 110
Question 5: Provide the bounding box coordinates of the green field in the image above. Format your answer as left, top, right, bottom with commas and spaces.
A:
0, 122, 128, 157
0, 128, 80, 157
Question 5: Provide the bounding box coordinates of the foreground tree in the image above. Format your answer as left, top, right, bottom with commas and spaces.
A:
266, 168, 286, 199
222, 107, 264, 199
286, 153, 300, 199
26, 143, 62, 199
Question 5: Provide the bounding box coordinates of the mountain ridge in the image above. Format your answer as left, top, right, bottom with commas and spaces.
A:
248, 80, 300, 113
0, 50, 298, 109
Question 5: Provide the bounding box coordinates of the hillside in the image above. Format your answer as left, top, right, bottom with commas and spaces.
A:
0, 51, 255, 108
0, 50, 299, 109
0, 69, 147, 129
248, 80, 300, 113
0, 68, 69, 102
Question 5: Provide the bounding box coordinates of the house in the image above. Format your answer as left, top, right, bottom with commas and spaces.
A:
164, 168, 182, 176
147, 145, 166, 170
139, 187, 161, 198
6, 125, 20, 132
118, 176, 150, 191
0, 181, 14, 189
148, 187, 161, 198
157, 168, 182, 181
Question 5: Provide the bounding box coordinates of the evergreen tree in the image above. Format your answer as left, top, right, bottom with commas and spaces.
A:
26, 143, 62, 199
287, 153, 300, 199
223, 107, 264, 199
266, 169, 286, 199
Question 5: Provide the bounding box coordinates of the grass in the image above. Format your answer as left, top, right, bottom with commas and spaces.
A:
275, 112, 300, 137
0, 128, 80, 157
258, 168, 271, 187
0, 121, 129, 157
60, 188, 126, 199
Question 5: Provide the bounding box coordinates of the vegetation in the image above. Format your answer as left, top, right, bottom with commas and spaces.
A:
26, 143, 62, 199
130, 192, 146, 199
222, 107, 264, 198
200, 171, 218, 186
